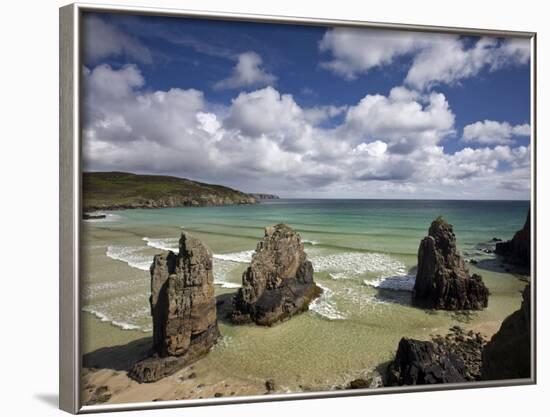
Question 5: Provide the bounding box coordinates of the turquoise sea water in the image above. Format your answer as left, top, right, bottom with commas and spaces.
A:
81, 199, 530, 389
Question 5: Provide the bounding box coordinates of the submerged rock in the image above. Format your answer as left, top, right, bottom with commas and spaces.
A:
481, 284, 531, 380
413, 217, 489, 310
86, 385, 112, 405
347, 375, 383, 389
386, 327, 486, 386
82, 212, 106, 220
495, 210, 531, 270
129, 233, 220, 383
232, 224, 322, 326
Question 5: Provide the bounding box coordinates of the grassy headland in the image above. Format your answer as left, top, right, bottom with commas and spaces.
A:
82, 171, 257, 211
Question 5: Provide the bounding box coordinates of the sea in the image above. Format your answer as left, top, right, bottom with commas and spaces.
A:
81, 199, 530, 390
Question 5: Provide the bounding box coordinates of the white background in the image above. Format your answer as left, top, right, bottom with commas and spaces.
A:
0, 0, 546, 415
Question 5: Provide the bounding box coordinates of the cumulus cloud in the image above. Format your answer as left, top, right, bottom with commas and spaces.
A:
83, 64, 530, 199
319, 28, 530, 89
462, 120, 531, 145
83, 16, 152, 64
340, 86, 455, 153
213, 52, 276, 90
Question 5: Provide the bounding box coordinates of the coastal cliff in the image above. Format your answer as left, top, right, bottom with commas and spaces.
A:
413, 217, 489, 310
481, 284, 531, 380
495, 210, 531, 270
232, 224, 322, 326
129, 232, 220, 383
83, 171, 256, 211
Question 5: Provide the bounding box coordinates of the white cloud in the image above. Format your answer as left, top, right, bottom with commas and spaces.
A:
352, 141, 388, 157
405, 37, 530, 90
83, 64, 530, 199
319, 28, 530, 89
225, 87, 306, 143
340, 86, 455, 153
462, 120, 531, 145
319, 28, 423, 80
213, 52, 276, 90
83, 16, 152, 64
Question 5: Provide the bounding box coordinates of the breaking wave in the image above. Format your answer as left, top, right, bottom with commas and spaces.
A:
213, 250, 255, 264
309, 283, 347, 320
213, 259, 242, 289
364, 274, 416, 292
105, 246, 151, 271
142, 237, 179, 252
311, 251, 407, 277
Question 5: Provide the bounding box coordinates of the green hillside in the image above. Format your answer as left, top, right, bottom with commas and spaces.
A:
82, 171, 257, 211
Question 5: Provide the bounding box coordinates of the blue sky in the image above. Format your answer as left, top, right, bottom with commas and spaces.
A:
82, 12, 531, 199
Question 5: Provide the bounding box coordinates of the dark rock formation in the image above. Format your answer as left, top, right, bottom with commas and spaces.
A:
386, 326, 486, 386
413, 217, 489, 310
232, 224, 322, 326
82, 212, 106, 220
481, 284, 531, 380
495, 210, 531, 269
265, 379, 276, 392
129, 233, 220, 383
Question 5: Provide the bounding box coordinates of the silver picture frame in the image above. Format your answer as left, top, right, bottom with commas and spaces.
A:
59, 2, 537, 413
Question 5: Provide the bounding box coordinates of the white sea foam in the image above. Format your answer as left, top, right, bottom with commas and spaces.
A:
328, 272, 351, 280
83, 277, 147, 300
82, 306, 143, 331
311, 252, 407, 277
215, 281, 241, 289
309, 283, 347, 320
211, 335, 233, 352
213, 250, 255, 264
365, 274, 416, 292
83, 293, 152, 332
105, 246, 151, 271
302, 239, 320, 245
212, 259, 243, 289
142, 237, 179, 252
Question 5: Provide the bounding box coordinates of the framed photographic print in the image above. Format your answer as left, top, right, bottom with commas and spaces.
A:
59, 2, 536, 413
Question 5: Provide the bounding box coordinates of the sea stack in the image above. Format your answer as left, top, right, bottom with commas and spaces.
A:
413, 217, 489, 310
481, 284, 531, 380
129, 233, 220, 383
495, 209, 531, 270
232, 224, 322, 326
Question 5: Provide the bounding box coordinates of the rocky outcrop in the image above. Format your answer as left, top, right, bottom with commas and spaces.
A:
386, 327, 486, 386
413, 217, 489, 310
82, 212, 106, 220
248, 193, 280, 200
495, 210, 531, 270
481, 284, 531, 380
232, 224, 322, 326
129, 233, 220, 383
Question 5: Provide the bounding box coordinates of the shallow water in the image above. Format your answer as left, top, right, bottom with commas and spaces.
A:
81, 199, 530, 390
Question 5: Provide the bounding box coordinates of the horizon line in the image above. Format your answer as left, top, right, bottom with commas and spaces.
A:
83, 171, 530, 202
267, 197, 531, 202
